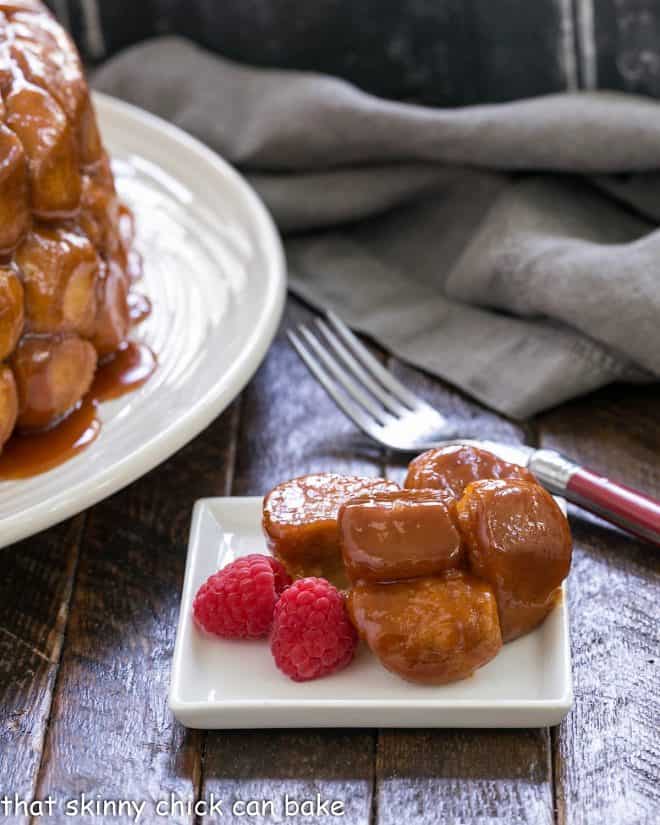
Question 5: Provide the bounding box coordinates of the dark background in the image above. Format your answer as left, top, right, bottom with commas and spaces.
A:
46, 0, 660, 105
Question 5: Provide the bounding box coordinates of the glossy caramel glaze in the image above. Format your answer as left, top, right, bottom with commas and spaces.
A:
0, 266, 23, 358
456, 478, 572, 642
405, 444, 536, 502
348, 571, 502, 684
0, 362, 17, 445
16, 224, 99, 336
5, 79, 81, 217
91, 341, 156, 402
339, 488, 463, 584
90, 260, 130, 358
0, 340, 156, 478
262, 473, 400, 589
0, 393, 98, 478
0, 124, 29, 253
0, 2, 148, 458
127, 291, 151, 325
11, 333, 96, 431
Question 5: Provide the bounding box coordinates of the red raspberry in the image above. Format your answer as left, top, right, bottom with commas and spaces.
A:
193, 554, 291, 639
271, 578, 358, 681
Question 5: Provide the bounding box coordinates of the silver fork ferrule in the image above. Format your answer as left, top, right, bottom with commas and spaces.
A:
528, 449, 580, 495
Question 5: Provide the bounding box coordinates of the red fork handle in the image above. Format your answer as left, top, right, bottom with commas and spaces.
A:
529, 450, 660, 546
566, 468, 660, 545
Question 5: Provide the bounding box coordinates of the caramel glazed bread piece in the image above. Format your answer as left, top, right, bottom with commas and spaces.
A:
341, 453, 571, 683
262, 473, 400, 589
339, 488, 464, 584
348, 572, 503, 685
0, 1, 139, 447
405, 444, 537, 502
404, 446, 572, 634
456, 478, 572, 641
340, 488, 503, 685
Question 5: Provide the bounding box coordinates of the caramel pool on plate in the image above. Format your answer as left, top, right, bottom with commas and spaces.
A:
0, 340, 156, 480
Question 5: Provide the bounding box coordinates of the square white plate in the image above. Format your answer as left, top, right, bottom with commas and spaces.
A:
170, 497, 572, 728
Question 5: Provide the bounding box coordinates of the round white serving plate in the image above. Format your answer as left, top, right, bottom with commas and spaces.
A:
0, 92, 286, 549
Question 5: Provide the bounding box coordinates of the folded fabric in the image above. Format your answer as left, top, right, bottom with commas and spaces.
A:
93, 37, 660, 417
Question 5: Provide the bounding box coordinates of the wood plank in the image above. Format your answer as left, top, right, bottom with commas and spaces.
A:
31, 400, 241, 822
0, 516, 84, 820
376, 729, 554, 825
200, 299, 380, 825
384, 357, 531, 487
101, 0, 579, 105
48, 0, 157, 63
55, 0, 578, 103
469, 0, 577, 99
538, 383, 660, 825
160, 0, 480, 106
586, 0, 660, 97
153, 0, 573, 104
378, 357, 555, 825
200, 731, 375, 824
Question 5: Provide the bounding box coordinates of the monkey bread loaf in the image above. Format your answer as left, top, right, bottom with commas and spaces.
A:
0, 1, 138, 449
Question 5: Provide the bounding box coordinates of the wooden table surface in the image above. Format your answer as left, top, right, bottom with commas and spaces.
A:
1, 295, 658, 825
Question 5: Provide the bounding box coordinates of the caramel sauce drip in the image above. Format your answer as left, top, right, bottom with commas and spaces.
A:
127, 291, 152, 325
0, 342, 156, 479
0, 397, 99, 480
92, 341, 156, 402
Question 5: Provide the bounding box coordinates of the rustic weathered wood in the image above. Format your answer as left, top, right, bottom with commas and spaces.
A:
0, 297, 658, 825
200, 731, 375, 825
29, 401, 241, 823
384, 357, 531, 487
583, 0, 660, 96
537, 383, 660, 825
376, 357, 555, 825
46, 0, 157, 62
375, 729, 554, 825
51, 1, 577, 104
199, 300, 379, 825
0, 516, 84, 822
170, 0, 574, 104
469, 0, 577, 100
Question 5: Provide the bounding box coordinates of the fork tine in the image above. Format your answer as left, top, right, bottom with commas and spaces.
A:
314, 318, 410, 417
326, 311, 422, 409
297, 325, 392, 425
287, 329, 384, 441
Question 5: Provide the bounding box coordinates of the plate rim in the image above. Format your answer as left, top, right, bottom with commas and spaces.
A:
169, 496, 573, 729
1, 93, 286, 549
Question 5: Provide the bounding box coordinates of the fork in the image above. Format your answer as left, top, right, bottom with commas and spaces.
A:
288, 312, 660, 545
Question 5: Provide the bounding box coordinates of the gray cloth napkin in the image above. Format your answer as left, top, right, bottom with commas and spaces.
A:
93, 36, 660, 418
